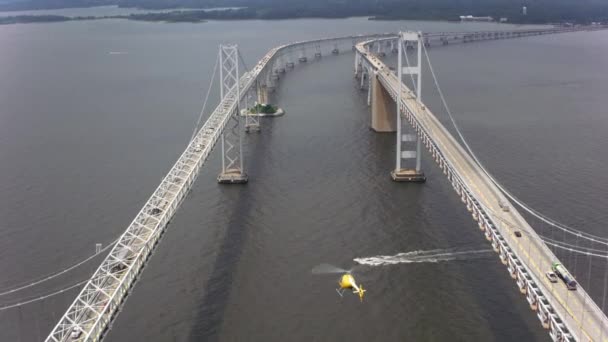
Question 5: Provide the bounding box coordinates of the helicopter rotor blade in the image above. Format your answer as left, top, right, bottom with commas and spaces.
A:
311, 263, 349, 275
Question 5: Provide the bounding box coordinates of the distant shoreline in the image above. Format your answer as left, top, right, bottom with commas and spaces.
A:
0, 7, 604, 26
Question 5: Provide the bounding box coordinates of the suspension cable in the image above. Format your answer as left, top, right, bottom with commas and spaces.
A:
421, 43, 608, 245
1, 52, 220, 300
403, 41, 597, 258
0, 238, 117, 297
238, 51, 250, 74
190, 53, 220, 143
0, 279, 87, 311
476, 198, 608, 259
540, 236, 608, 254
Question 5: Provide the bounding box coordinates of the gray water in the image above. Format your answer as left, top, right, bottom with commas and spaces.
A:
0, 17, 607, 341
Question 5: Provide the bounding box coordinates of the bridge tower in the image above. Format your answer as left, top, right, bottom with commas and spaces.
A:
392, 31, 426, 182
217, 44, 248, 184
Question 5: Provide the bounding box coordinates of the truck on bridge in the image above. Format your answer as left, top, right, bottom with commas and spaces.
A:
553, 262, 578, 290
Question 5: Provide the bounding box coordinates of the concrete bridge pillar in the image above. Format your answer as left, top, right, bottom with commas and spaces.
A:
257, 82, 268, 105
360, 67, 368, 89
370, 73, 397, 132
354, 53, 361, 78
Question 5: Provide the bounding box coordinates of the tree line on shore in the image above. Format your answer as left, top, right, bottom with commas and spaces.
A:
1, 0, 607, 25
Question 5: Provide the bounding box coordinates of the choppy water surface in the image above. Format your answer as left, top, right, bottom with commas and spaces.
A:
0, 17, 607, 341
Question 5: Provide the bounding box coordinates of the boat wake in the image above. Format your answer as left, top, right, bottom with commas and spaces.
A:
354, 248, 493, 266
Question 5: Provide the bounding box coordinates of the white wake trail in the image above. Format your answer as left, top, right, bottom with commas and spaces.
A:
354, 248, 493, 266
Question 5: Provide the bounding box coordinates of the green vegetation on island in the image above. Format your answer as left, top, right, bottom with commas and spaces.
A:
251, 103, 278, 115
1, 0, 608, 25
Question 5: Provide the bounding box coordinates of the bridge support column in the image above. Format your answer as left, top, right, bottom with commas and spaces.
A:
298, 47, 307, 63
360, 68, 367, 89
257, 81, 269, 105
376, 40, 386, 57
367, 74, 372, 106
217, 44, 248, 184
370, 73, 397, 132
392, 31, 425, 182
244, 83, 261, 133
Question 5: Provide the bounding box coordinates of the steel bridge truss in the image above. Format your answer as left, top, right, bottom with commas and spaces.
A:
45, 26, 608, 342
217, 44, 247, 182
46, 33, 394, 342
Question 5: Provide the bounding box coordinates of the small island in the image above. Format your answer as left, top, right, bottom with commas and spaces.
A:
241, 103, 285, 117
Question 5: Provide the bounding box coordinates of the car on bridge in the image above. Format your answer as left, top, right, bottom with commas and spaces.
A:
70, 326, 82, 339
546, 271, 559, 283
499, 200, 510, 212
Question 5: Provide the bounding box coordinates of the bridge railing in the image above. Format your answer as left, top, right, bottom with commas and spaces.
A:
353, 35, 605, 339
46, 31, 405, 342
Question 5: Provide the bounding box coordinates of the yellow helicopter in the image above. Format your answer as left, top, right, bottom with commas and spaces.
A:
312, 264, 367, 302
337, 273, 366, 302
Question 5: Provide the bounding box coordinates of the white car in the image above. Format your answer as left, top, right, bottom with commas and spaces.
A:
70, 326, 82, 339
546, 271, 558, 283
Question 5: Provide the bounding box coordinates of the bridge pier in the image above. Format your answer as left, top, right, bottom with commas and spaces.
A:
243, 82, 261, 133
376, 40, 386, 57
370, 73, 397, 132
354, 53, 361, 78
332, 43, 340, 55
257, 82, 269, 105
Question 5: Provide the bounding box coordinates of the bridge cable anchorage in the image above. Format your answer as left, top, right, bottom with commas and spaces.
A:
190, 53, 220, 143
0, 238, 118, 297
420, 43, 608, 246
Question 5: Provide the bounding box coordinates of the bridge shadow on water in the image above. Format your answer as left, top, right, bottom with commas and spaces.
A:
187, 119, 275, 342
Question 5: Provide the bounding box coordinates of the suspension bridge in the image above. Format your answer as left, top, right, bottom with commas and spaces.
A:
1, 25, 606, 341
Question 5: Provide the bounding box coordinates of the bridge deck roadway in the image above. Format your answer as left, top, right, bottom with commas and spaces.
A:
361, 46, 608, 341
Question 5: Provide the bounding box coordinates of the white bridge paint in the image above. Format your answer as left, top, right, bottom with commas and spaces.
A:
355, 27, 608, 341
45, 32, 394, 342
46, 26, 608, 342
